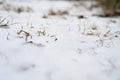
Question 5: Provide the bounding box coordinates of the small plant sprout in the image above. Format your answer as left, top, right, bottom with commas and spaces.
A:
17, 30, 32, 42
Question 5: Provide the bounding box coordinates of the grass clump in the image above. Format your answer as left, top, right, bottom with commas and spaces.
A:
96, 0, 120, 17
48, 9, 69, 16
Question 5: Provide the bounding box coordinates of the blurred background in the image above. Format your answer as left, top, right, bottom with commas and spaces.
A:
0, 0, 120, 17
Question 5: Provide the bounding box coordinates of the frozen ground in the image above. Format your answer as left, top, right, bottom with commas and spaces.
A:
0, 1, 120, 80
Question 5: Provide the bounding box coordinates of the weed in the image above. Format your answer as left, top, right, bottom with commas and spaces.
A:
15, 6, 33, 13
96, 0, 120, 17
48, 9, 69, 16
16, 22, 58, 45
96, 31, 114, 47
17, 30, 32, 42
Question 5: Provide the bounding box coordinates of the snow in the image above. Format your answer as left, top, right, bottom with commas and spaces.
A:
0, 1, 120, 80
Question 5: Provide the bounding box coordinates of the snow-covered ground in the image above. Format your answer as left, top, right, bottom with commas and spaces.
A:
0, 1, 120, 80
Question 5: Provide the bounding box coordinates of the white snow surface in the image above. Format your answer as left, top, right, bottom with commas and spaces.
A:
0, 1, 120, 80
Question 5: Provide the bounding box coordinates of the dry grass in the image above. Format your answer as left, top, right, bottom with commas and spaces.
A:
48, 9, 69, 16
78, 23, 115, 47
96, 0, 120, 17
0, 17, 10, 28
1, 1, 33, 13
17, 30, 32, 42
0, 17, 17, 29
37, 29, 46, 36
16, 23, 58, 44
